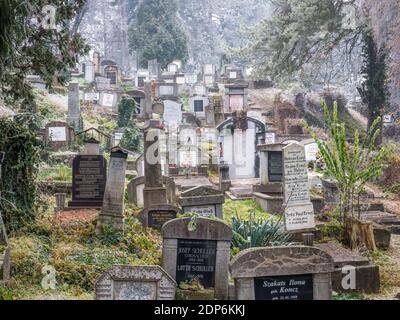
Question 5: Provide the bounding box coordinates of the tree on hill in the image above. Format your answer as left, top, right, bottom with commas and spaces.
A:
128, 0, 189, 67
0, 0, 89, 116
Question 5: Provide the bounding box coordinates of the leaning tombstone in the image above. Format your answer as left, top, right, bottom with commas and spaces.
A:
96, 265, 176, 300
161, 217, 232, 300
140, 204, 180, 231
97, 147, 128, 234
229, 246, 334, 300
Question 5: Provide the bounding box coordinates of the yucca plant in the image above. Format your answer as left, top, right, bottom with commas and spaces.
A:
231, 215, 289, 251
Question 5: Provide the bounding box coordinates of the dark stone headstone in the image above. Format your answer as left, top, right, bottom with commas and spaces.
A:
140, 204, 180, 230
268, 151, 283, 182
68, 155, 107, 208
176, 239, 217, 289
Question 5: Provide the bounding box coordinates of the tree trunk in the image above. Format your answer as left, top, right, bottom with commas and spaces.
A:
345, 217, 377, 251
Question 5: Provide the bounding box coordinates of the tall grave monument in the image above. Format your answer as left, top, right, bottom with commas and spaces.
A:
67, 82, 81, 130
143, 100, 168, 207
97, 147, 128, 234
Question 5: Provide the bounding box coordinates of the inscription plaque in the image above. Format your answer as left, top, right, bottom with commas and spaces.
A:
254, 274, 313, 300
176, 239, 216, 289
148, 211, 177, 230
69, 155, 107, 207
268, 151, 283, 182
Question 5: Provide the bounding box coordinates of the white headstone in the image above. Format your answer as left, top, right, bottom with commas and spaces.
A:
48, 127, 66, 142
163, 100, 182, 124
282, 143, 315, 231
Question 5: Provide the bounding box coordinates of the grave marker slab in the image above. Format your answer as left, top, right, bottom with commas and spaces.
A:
162, 217, 232, 299
178, 186, 225, 219
230, 246, 334, 300
67, 82, 81, 129
97, 147, 128, 233
68, 155, 107, 208
140, 204, 180, 230
283, 143, 315, 231
95, 265, 176, 300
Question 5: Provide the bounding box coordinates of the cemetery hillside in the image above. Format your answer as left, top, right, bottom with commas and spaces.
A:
2, 0, 400, 305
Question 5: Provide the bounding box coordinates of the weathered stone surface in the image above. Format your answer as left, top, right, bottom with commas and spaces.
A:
372, 223, 391, 250
230, 246, 334, 300
316, 242, 370, 268
44, 121, 75, 151
178, 186, 224, 219
95, 265, 176, 300
331, 264, 380, 294
316, 241, 380, 294
230, 246, 334, 278
161, 218, 232, 300
97, 148, 128, 233
162, 217, 232, 241
140, 204, 180, 230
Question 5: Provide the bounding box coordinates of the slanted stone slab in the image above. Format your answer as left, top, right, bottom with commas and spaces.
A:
316, 241, 380, 294
95, 265, 176, 300
230, 246, 334, 300
140, 204, 180, 230
162, 217, 232, 300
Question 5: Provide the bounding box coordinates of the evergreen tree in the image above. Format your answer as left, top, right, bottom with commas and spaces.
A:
359, 29, 388, 145
128, 0, 189, 67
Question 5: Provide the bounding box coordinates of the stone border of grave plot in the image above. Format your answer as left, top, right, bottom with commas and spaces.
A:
139, 204, 181, 229
161, 217, 232, 300
95, 265, 176, 300
229, 246, 334, 300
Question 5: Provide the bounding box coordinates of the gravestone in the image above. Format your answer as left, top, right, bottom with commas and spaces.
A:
230, 246, 334, 300
99, 92, 118, 109
96, 265, 176, 300
224, 83, 248, 112
140, 204, 180, 230
84, 61, 95, 82
84, 92, 100, 103
93, 52, 101, 74
178, 186, 224, 219
163, 100, 183, 125
96, 77, 111, 91
301, 139, 318, 162
44, 121, 74, 151
97, 147, 128, 233
148, 59, 161, 80
67, 82, 81, 129
283, 143, 315, 231
190, 96, 209, 117
68, 141, 107, 208
143, 125, 168, 208
127, 176, 145, 207
162, 217, 232, 299
104, 65, 118, 85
